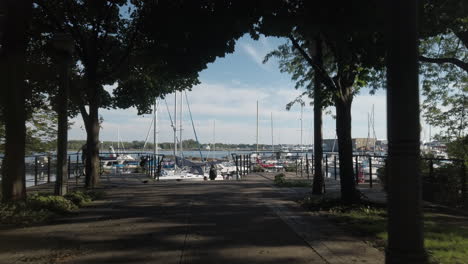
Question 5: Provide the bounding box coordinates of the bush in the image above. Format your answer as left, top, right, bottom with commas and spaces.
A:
376, 167, 387, 192
28, 193, 78, 214
274, 173, 311, 187
64, 191, 92, 207
0, 201, 52, 226
274, 173, 286, 184
252, 165, 265, 172
1, 190, 105, 226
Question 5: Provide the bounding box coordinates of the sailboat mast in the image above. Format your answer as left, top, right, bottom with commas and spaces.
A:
213, 119, 216, 153
180, 92, 183, 155
153, 99, 158, 156
300, 104, 303, 152
117, 128, 120, 154
271, 112, 274, 152
256, 100, 259, 153
174, 92, 177, 160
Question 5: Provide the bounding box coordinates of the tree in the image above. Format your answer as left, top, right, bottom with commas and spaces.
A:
419, 33, 467, 140
265, 36, 332, 194
0, 0, 33, 202
260, 1, 386, 201
34, 0, 262, 189
417, 0, 467, 141
419, 0, 467, 73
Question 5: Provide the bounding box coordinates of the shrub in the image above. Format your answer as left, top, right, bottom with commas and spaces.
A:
252, 165, 265, 172
284, 165, 296, 172
376, 167, 387, 192
0, 201, 52, 226
274, 173, 311, 187
274, 173, 286, 185
64, 191, 92, 207
28, 194, 78, 214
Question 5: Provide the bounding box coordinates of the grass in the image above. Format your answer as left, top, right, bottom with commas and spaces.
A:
0, 189, 104, 226
300, 196, 468, 264
274, 173, 311, 187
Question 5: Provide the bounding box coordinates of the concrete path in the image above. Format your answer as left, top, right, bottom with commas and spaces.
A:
0, 173, 384, 264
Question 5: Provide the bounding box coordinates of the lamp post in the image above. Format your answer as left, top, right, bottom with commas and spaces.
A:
52, 32, 74, 196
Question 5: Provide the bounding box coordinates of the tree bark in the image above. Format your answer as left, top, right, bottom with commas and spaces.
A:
0, 0, 32, 202
335, 93, 358, 202
54, 52, 71, 196
312, 37, 324, 194
84, 80, 100, 189
386, 0, 427, 262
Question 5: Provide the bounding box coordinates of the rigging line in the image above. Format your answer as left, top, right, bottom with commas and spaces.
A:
164, 99, 176, 132
165, 98, 186, 164
142, 117, 154, 150
184, 91, 204, 161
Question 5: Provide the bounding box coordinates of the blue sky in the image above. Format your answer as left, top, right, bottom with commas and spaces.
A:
68, 34, 433, 145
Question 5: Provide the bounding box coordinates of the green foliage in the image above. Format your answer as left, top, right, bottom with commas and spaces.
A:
1, 103, 58, 154
64, 191, 92, 207
300, 196, 468, 264
0, 201, 53, 226
446, 135, 468, 166
274, 173, 286, 184
274, 173, 311, 187
419, 4, 467, 139
0, 190, 104, 226
378, 158, 466, 207
284, 165, 296, 172
252, 165, 265, 172
27, 193, 77, 214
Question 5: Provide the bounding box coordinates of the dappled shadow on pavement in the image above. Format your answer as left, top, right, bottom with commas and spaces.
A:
0, 174, 327, 264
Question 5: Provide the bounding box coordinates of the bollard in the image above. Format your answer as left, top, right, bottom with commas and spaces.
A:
306, 154, 309, 179
334, 155, 337, 180
369, 156, 373, 188
34, 156, 38, 186
47, 155, 51, 183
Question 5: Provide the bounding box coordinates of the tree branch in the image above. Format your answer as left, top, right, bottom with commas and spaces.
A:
419, 55, 468, 73
288, 35, 336, 91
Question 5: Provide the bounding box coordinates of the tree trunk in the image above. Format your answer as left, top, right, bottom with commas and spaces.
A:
386, 0, 427, 262
54, 53, 71, 196
335, 94, 358, 202
0, 0, 32, 202
312, 37, 324, 194
84, 91, 100, 189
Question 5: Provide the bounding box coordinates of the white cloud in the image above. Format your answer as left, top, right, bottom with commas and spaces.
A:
68, 79, 391, 146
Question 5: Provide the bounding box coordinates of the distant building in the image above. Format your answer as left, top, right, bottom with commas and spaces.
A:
353, 138, 377, 151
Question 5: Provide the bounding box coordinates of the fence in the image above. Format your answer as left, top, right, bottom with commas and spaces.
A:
142, 154, 165, 180
0, 152, 157, 188
232, 154, 251, 180
250, 151, 466, 207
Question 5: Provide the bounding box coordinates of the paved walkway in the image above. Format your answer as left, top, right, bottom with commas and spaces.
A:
0, 173, 384, 264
